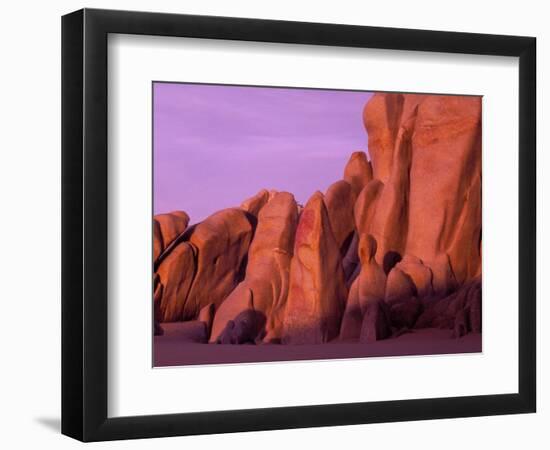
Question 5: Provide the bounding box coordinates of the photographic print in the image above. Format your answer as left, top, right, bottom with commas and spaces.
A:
152, 83, 482, 367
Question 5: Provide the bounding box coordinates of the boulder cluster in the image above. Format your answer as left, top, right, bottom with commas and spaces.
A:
153, 93, 482, 344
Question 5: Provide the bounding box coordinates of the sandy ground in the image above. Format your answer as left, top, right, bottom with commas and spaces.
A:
154, 322, 482, 367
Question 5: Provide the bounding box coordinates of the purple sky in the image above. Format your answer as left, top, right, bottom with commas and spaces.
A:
153, 83, 373, 223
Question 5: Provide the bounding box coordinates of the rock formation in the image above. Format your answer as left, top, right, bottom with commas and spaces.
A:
152, 92, 482, 346
209, 192, 298, 343
240, 189, 270, 218
415, 277, 481, 336
360, 298, 392, 343
282, 192, 348, 344
198, 303, 215, 336
340, 234, 387, 340
362, 93, 482, 281
325, 180, 356, 254
155, 208, 253, 322
153, 211, 189, 263
156, 241, 196, 322
344, 151, 373, 197
184, 208, 254, 318
395, 255, 434, 299
385, 266, 417, 305
153, 276, 164, 335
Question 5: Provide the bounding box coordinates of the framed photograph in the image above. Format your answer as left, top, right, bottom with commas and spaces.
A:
61, 8, 536, 441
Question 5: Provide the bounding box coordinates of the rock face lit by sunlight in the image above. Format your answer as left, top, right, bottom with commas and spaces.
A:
152, 88, 482, 366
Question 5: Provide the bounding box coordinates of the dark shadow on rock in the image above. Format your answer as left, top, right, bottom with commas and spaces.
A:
342, 232, 360, 286
236, 253, 249, 283
243, 210, 259, 230
154, 321, 164, 336
233, 211, 259, 283
154, 223, 197, 271
340, 231, 356, 257
414, 278, 481, 338
360, 298, 392, 343
389, 297, 423, 329
383, 250, 402, 275
215, 310, 267, 345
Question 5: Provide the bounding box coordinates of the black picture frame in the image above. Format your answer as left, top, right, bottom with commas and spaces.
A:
61, 8, 536, 442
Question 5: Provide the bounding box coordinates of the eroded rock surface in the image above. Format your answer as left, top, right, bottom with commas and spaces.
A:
344, 151, 373, 197
153, 211, 189, 263
362, 93, 482, 281
282, 192, 347, 344
340, 234, 387, 340
325, 180, 356, 254
210, 193, 298, 343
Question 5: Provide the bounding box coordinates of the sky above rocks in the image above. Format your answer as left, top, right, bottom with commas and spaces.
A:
153, 82, 373, 223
